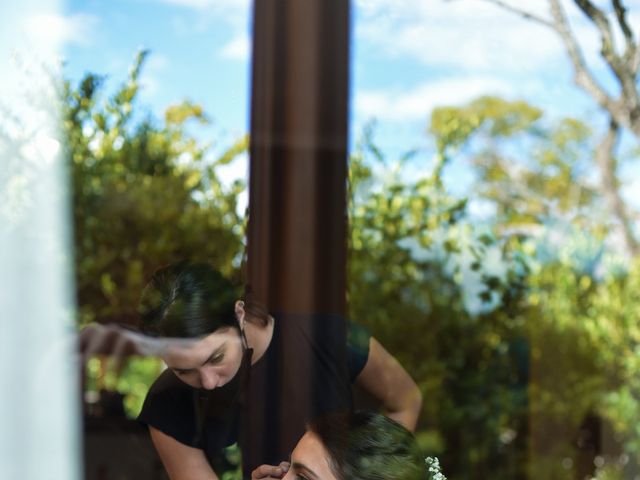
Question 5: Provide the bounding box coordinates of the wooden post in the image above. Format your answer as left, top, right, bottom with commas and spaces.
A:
243, 0, 351, 473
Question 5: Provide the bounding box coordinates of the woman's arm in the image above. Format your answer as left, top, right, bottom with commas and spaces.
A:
354, 338, 423, 431
149, 426, 219, 480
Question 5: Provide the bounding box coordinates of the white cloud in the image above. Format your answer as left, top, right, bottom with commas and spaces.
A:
159, 0, 216, 7
353, 0, 619, 75
355, 76, 514, 122
217, 152, 248, 186
219, 34, 250, 61
158, 0, 250, 9
355, 0, 560, 72
24, 13, 99, 48
217, 153, 248, 215
153, 0, 252, 63
154, 0, 250, 26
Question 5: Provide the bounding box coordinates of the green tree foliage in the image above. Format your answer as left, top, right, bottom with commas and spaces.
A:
427, 96, 640, 479
63, 50, 247, 328
345, 98, 640, 479
66, 52, 640, 480
430, 96, 599, 231
65, 52, 247, 424
521, 254, 640, 479
347, 125, 531, 479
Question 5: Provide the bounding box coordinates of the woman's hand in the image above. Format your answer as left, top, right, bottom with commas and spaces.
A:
79, 323, 145, 358
79, 322, 188, 360
251, 461, 290, 479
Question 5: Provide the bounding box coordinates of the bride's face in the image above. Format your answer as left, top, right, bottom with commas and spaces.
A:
283, 431, 338, 480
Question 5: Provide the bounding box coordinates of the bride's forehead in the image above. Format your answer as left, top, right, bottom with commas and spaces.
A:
290, 432, 336, 480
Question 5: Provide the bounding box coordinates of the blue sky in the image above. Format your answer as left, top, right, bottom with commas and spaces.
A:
54, 0, 640, 209
3, 0, 638, 313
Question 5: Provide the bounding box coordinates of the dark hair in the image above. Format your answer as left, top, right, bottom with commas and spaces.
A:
138, 261, 242, 338
241, 283, 272, 328
308, 411, 426, 480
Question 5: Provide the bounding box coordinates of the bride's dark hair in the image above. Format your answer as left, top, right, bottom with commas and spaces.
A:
308, 410, 427, 480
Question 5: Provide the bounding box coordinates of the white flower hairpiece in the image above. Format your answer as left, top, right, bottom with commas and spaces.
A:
424, 456, 446, 480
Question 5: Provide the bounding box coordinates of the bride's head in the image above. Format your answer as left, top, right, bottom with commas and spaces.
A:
284, 411, 427, 480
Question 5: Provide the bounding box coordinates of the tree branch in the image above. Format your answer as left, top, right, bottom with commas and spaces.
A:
573, 0, 640, 127
479, 0, 556, 28
594, 119, 639, 256
611, 0, 640, 121
612, 0, 634, 46
574, 0, 612, 33
474, 0, 640, 254
480, 0, 640, 136
548, 0, 621, 118
632, 47, 640, 74
574, 0, 625, 75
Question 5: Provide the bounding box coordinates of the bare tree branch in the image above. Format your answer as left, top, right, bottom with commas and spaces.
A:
573, 0, 640, 126
475, 0, 640, 253
478, 0, 640, 135
614, 0, 640, 74
548, 0, 623, 118
574, 0, 612, 35
594, 119, 639, 256
574, 0, 626, 76
611, 0, 640, 126
479, 0, 555, 28
478, 0, 625, 126
612, 0, 634, 46
632, 47, 640, 74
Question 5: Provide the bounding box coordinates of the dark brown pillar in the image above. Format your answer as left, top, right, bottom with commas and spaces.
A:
243, 0, 351, 474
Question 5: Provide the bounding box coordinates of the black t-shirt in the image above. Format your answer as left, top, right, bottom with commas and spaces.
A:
138, 317, 370, 474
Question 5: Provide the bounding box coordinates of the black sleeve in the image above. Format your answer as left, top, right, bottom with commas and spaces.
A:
137, 370, 202, 448
347, 320, 371, 381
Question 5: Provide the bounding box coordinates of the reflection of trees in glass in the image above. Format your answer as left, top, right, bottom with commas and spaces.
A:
425, 97, 638, 479
1, 54, 63, 231
70, 53, 640, 479
64, 51, 247, 328
431, 97, 598, 232
66, 52, 247, 419
347, 125, 531, 480
478, 0, 640, 257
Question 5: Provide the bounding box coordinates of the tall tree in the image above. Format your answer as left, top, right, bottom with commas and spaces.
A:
64, 51, 247, 327
475, 0, 640, 255
430, 96, 599, 235
347, 126, 532, 479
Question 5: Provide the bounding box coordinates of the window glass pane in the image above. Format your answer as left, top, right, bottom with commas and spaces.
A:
22, 1, 640, 479
351, 1, 640, 479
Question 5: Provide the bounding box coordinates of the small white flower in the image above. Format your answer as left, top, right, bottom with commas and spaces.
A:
424, 456, 447, 480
